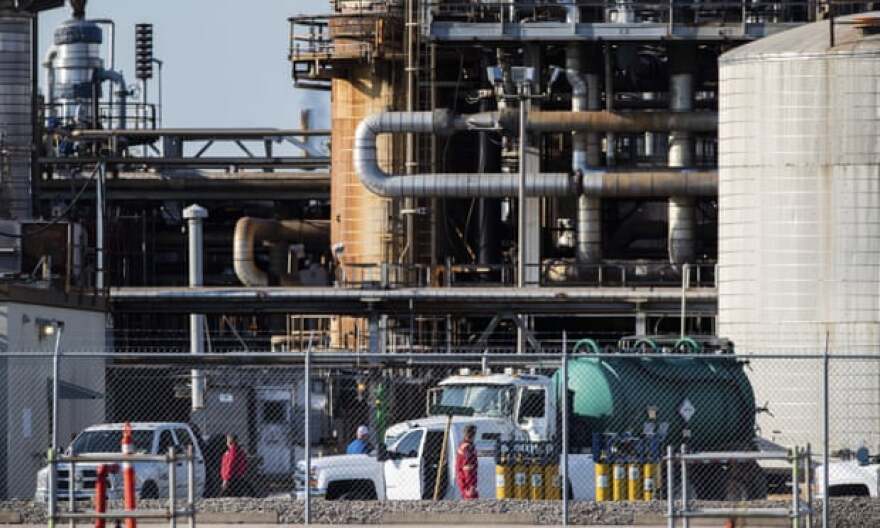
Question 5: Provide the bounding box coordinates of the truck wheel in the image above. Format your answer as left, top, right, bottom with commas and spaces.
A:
140, 481, 159, 500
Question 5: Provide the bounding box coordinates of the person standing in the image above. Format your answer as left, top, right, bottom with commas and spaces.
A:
346, 425, 373, 454
220, 434, 248, 496
455, 425, 478, 499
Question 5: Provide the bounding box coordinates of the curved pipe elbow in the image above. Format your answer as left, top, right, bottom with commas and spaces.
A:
233, 217, 268, 287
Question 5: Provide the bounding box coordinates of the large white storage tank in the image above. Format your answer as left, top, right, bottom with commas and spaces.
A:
718, 14, 880, 451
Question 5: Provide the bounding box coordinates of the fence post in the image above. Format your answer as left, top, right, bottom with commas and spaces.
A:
304, 346, 311, 526
666, 445, 674, 528
168, 446, 177, 528
187, 445, 195, 528
822, 333, 830, 528
561, 331, 568, 527
47, 448, 56, 528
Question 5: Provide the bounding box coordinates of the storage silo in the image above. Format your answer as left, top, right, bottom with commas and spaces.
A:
0, 12, 33, 220
718, 14, 880, 451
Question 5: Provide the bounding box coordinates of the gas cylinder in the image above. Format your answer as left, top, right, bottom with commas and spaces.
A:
611, 461, 627, 501
544, 450, 560, 500
495, 449, 512, 499
529, 455, 544, 501
643, 462, 658, 500
627, 463, 642, 501
594, 458, 610, 502
513, 453, 529, 499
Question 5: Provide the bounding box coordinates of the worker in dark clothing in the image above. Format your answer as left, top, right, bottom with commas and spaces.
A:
346, 425, 373, 454
220, 434, 249, 496
455, 425, 478, 499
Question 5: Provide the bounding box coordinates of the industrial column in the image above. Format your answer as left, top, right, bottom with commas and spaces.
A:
183, 204, 208, 410
668, 44, 697, 266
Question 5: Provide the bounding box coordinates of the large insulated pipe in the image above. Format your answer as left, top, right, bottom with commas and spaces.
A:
233, 217, 330, 286
567, 43, 601, 266
668, 45, 697, 266
521, 110, 716, 133
354, 110, 575, 197
183, 204, 208, 411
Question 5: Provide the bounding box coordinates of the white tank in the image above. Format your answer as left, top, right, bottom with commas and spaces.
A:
0, 13, 32, 220
718, 14, 880, 451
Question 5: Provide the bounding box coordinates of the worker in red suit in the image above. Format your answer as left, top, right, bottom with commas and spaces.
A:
220, 434, 249, 496
455, 424, 478, 499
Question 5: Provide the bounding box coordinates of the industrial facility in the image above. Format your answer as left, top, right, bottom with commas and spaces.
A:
1, 0, 879, 521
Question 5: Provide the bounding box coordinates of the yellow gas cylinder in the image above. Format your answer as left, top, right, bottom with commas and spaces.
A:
643, 463, 658, 500
594, 460, 610, 502
544, 458, 561, 501
627, 463, 642, 501
529, 456, 544, 501
611, 462, 627, 501
495, 452, 511, 499
513, 453, 529, 499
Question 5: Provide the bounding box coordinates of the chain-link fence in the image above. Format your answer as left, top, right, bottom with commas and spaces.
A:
2, 342, 880, 526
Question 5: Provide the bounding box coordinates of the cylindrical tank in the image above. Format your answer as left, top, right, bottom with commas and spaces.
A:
718, 13, 880, 450
51, 18, 103, 127
554, 356, 756, 452
0, 12, 32, 219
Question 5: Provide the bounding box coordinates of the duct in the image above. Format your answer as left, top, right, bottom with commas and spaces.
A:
233, 217, 329, 287
567, 43, 601, 266
668, 45, 697, 266
354, 110, 576, 197
97, 68, 126, 129
43, 47, 57, 119
582, 169, 717, 197
520, 110, 717, 133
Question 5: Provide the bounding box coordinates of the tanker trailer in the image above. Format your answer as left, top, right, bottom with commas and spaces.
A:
554, 353, 766, 500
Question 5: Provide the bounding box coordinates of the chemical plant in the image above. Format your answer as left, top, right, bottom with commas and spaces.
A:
1, 0, 880, 522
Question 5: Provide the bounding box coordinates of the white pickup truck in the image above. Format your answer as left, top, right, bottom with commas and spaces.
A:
815, 451, 880, 498
296, 373, 596, 500
35, 422, 206, 502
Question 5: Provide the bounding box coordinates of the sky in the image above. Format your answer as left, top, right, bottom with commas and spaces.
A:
39, 0, 329, 135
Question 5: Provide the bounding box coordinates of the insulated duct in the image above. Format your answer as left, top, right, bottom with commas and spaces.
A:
668, 44, 698, 266
354, 109, 718, 199
567, 43, 601, 265
354, 110, 576, 197
233, 217, 329, 286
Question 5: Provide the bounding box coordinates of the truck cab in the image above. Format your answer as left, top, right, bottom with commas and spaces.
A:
384, 372, 556, 446
35, 422, 206, 503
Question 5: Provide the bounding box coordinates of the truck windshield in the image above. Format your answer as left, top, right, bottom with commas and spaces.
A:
436, 385, 512, 417
70, 430, 153, 455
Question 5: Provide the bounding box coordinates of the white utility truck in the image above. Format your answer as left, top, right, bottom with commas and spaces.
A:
815, 449, 880, 497
35, 422, 206, 502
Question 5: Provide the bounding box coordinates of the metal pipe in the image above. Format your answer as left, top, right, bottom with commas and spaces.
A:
168, 446, 176, 528
67, 128, 331, 140
43, 48, 58, 120
354, 110, 574, 197
681, 444, 689, 528
668, 46, 697, 266
517, 84, 529, 289
522, 110, 717, 133
304, 346, 311, 525
791, 447, 799, 528
98, 68, 127, 130
183, 204, 208, 411
666, 445, 674, 528
187, 446, 195, 528
96, 163, 105, 289
568, 43, 601, 266
233, 218, 330, 286
583, 169, 716, 197
561, 331, 569, 525
822, 334, 830, 528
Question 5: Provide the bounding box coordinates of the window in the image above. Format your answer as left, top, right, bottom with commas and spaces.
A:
436, 385, 513, 417
519, 388, 546, 422
157, 430, 176, 454
262, 400, 288, 424
71, 430, 152, 455
392, 430, 423, 458
174, 429, 194, 448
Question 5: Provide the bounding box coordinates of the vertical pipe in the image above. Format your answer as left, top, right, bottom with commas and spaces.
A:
183, 205, 208, 410
96, 163, 105, 289
477, 94, 502, 268
168, 447, 177, 528
569, 43, 601, 270
304, 346, 311, 526
52, 325, 62, 455
186, 445, 195, 528
67, 458, 74, 528
680, 264, 689, 337
48, 448, 56, 528
603, 45, 615, 167
792, 447, 799, 528
516, 81, 529, 354
822, 333, 830, 528
680, 444, 689, 528
806, 444, 813, 528
668, 44, 696, 266
403, 0, 416, 266
666, 445, 674, 528
561, 331, 568, 526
